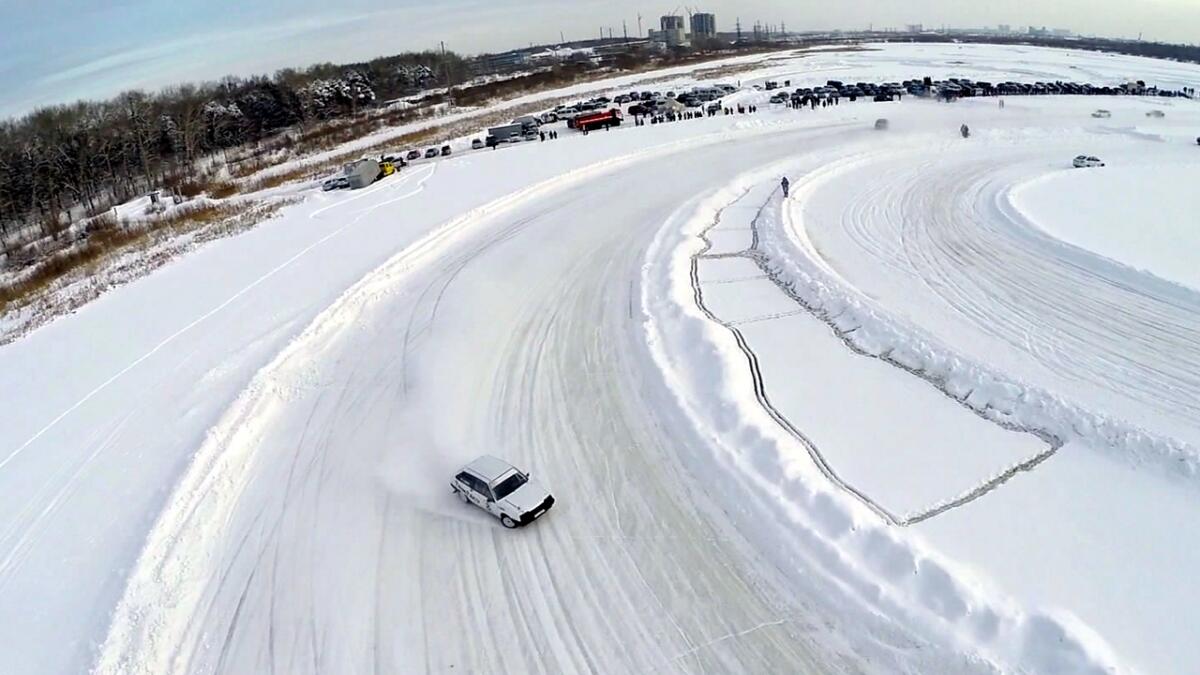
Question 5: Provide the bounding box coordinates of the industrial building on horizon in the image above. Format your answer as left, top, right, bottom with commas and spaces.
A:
651, 14, 688, 46
691, 12, 717, 39
648, 11, 717, 47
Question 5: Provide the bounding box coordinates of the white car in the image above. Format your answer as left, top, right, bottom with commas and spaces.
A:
452, 456, 555, 528
1091, 109, 1112, 118
1073, 155, 1105, 168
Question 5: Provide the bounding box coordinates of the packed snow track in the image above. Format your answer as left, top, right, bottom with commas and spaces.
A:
94, 128, 982, 674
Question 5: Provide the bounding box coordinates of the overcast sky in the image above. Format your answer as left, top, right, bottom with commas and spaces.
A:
2, 0, 1198, 119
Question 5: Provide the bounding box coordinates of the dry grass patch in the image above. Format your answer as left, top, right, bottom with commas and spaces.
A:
0, 200, 290, 336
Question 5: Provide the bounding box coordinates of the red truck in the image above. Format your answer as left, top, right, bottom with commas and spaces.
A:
569, 109, 623, 132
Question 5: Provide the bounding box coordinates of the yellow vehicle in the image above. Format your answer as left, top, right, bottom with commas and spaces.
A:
378, 161, 396, 178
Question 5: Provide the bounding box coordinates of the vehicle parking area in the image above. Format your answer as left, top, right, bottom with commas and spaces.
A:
318, 69, 1194, 193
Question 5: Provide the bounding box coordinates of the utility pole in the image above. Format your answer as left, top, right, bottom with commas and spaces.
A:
736, 16, 742, 43
560, 30, 565, 45
623, 19, 628, 43
637, 13, 643, 37
439, 41, 453, 108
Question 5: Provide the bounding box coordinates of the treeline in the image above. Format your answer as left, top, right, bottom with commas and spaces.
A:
0, 50, 469, 248
1040, 37, 1200, 64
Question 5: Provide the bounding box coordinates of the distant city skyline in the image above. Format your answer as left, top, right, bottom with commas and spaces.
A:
2, 0, 1198, 119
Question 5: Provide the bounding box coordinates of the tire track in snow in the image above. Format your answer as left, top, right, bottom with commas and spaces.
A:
97, 129, 861, 675
0, 164, 439, 475
793, 139, 1200, 468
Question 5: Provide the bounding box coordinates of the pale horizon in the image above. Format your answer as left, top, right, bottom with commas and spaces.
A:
2, 0, 1198, 119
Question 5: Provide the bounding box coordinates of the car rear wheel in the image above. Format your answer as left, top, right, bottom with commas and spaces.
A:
500, 515, 518, 529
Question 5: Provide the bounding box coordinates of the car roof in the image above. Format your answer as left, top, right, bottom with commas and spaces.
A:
464, 455, 519, 481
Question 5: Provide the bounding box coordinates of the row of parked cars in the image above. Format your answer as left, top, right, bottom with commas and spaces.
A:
386, 146, 452, 163
547, 84, 735, 119
623, 85, 738, 115
322, 143, 453, 191
764, 76, 1191, 105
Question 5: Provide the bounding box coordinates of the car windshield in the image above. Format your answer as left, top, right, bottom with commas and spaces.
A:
492, 471, 528, 500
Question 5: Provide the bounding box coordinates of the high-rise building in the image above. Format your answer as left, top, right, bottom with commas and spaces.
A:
659, 15, 687, 46
691, 13, 717, 39
661, 15, 685, 31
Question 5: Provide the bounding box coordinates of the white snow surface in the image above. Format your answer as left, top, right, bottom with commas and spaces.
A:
2, 41, 1200, 674
1010, 162, 1200, 292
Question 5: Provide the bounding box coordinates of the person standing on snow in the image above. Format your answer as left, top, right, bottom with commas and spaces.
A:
781, 177, 790, 197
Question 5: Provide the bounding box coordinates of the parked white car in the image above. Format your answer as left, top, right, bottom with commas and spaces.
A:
452, 456, 555, 528
1146, 110, 1166, 118
1073, 155, 1106, 168
1091, 109, 1112, 118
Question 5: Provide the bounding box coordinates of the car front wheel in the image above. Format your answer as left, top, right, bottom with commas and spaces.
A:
500, 515, 518, 529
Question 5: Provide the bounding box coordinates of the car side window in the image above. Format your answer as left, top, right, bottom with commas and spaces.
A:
465, 474, 492, 498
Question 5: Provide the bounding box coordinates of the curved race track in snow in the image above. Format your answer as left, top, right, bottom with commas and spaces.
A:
96, 127, 985, 675
7, 42, 1200, 675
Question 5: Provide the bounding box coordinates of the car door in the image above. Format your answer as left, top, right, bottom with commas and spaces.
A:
483, 483, 504, 517
463, 474, 490, 510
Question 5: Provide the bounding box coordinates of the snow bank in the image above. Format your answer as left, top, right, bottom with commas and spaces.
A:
759, 187, 1199, 483
640, 165, 1125, 673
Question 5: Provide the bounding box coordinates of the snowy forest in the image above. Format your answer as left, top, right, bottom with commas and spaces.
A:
0, 50, 469, 246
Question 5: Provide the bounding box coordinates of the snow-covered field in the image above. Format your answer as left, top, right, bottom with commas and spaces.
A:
3, 42, 1200, 674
